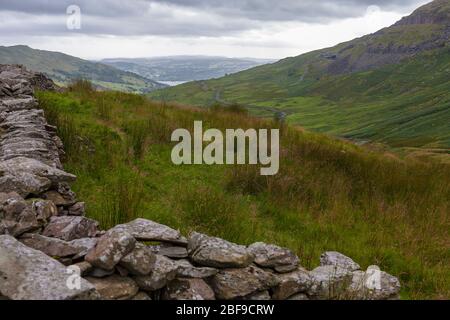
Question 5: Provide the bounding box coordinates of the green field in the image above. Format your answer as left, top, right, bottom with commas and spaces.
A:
37, 82, 450, 299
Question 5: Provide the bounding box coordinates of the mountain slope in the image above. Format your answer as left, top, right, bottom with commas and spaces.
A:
150, 0, 450, 149
0, 45, 166, 93
101, 56, 275, 83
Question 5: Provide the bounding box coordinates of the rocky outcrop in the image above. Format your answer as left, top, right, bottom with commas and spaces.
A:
0, 65, 402, 300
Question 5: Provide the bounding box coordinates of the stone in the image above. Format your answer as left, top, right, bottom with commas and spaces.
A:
0, 157, 76, 197
243, 290, 271, 300
134, 255, 179, 291
42, 216, 98, 241
132, 292, 152, 300
19, 233, 94, 258
70, 238, 99, 259
272, 267, 312, 300
0, 235, 98, 300
248, 242, 299, 273
209, 266, 279, 300
188, 232, 254, 268
41, 190, 76, 207
114, 218, 187, 245
175, 259, 218, 278
320, 251, 361, 272
85, 275, 138, 300
119, 242, 156, 276
85, 228, 136, 271
345, 266, 401, 300
307, 265, 353, 300
68, 202, 86, 216
152, 244, 188, 259
162, 278, 215, 300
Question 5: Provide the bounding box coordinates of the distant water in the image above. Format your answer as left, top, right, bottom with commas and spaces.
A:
158, 81, 188, 86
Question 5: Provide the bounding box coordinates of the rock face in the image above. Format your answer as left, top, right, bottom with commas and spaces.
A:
0, 64, 402, 301
188, 232, 254, 268
0, 235, 97, 300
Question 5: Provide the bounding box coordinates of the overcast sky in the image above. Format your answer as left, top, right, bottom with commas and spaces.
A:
0, 0, 431, 60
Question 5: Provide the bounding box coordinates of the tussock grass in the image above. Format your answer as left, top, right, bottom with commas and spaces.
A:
36, 81, 450, 299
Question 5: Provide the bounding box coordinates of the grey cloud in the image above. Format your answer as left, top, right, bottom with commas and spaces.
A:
0, 0, 428, 37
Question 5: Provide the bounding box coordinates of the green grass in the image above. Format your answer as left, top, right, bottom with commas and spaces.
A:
37, 83, 450, 299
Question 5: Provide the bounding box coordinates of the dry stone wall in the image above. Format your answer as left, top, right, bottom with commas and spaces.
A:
0, 65, 401, 300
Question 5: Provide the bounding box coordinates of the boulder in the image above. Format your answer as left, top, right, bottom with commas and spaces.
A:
209, 266, 279, 300
188, 232, 254, 268
114, 218, 187, 245
119, 242, 156, 276
85, 228, 135, 271
70, 261, 93, 276
307, 265, 353, 300
0, 157, 76, 197
320, 251, 361, 272
134, 255, 179, 291
175, 259, 218, 279
85, 275, 138, 300
68, 202, 86, 216
248, 242, 299, 273
0, 235, 98, 300
162, 278, 215, 300
42, 216, 98, 241
272, 267, 312, 300
287, 293, 309, 300
41, 190, 76, 207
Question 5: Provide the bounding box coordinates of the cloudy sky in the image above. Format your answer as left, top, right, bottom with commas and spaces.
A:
0, 0, 431, 60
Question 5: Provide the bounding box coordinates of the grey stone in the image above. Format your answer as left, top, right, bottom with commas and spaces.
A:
162, 278, 215, 300
132, 291, 152, 300
153, 244, 188, 259
272, 267, 312, 300
248, 242, 299, 273
19, 233, 93, 258
188, 232, 254, 268
119, 242, 156, 276
42, 216, 98, 241
307, 265, 353, 300
320, 251, 361, 272
175, 259, 218, 279
85, 228, 136, 271
0, 235, 98, 300
114, 218, 187, 245
209, 266, 279, 300
134, 255, 179, 291
0, 157, 76, 197
243, 290, 271, 300
85, 275, 138, 300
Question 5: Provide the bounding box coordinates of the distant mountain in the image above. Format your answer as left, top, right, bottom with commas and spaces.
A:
0, 45, 166, 93
151, 0, 450, 149
101, 56, 275, 84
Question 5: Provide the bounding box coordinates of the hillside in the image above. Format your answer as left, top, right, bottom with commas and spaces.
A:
35, 81, 450, 299
0, 45, 166, 93
101, 56, 275, 84
150, 0, 450, 150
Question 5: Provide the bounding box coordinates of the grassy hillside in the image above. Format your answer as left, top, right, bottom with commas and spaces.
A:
37, 82, 449, 299
0, 45, 165, 93
150, 0, 450, 150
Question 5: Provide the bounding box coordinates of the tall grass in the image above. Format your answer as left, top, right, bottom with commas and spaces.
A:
36, 82, 450, 299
